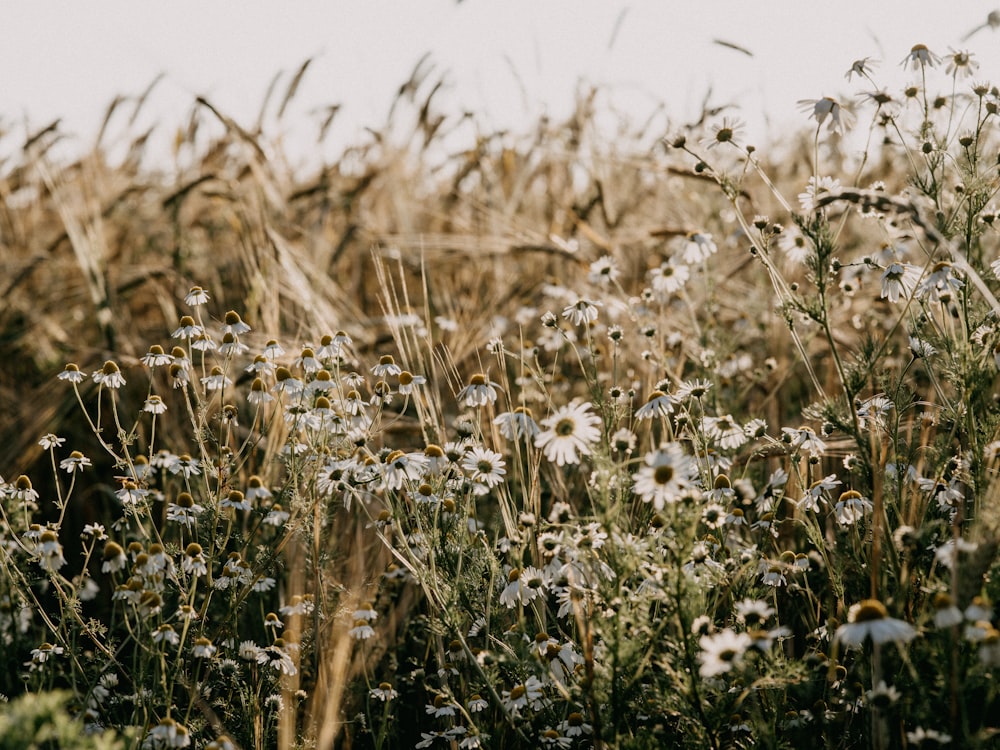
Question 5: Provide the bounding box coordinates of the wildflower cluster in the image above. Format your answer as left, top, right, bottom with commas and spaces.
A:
5, 30, 1000, 750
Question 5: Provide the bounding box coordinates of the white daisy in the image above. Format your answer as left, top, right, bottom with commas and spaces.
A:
835, 599, 916, 648
534, 400, 602, 466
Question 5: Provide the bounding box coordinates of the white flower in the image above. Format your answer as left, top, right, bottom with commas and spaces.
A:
534, 400, 602, 466
143, 718, 191, 748
502, 676, 546, 713
562, 299, 601, 326
702, 414, 747, 450
945, 48, 978, 78
880, 263, 921, 302
171, 315, 204, 339
494, 407, 540, 440
782, 426, 826, 457
499, 566, 548, 607
349, 620, 375, 640
370, 682, 399, 701
632, 444, 698, 509
647, 257, 690, 294
698, 629, 752, 677
798, 176, 841, 213
635, 390, 674, 420
835, 600, 916, 648
915, 261, 963, 301
834, 490, 873, 526
192, 637, 217, 658
456, 374, 501, 407
681, 232, 717, 264
462, 446, 506, 488
901, 43, 941, 70
59, 451, 92, 473
587, 255, 619, 285
798, 97, 854, 135
92, 360, 126, 389
184, 286, 210, 306
38, 434, 65, 450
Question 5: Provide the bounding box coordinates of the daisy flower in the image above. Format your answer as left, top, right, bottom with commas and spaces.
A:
798, 96, 854, 135
457, 373, 501, 407
945, 48, 978, 78
171, 315, 204, 340
845, 57, 878, 81
702, 414, 747, 450
92, 360, 126, 389
647, 257, 690, 295
681, 232, 718, 263
901, 43, 941, 70
370, 682, 399, 701
634, 390, 674, 420
915, 261, 964, 301
141, 345, 173, 367
834, 490, 873, 526
798, 176, 842, 212
632, 443, 698, 509
494, 407, 540, 440
704, 117, 744, 149
562, 298, 601, 326
698, 629, 753, 677
880, 263, 921, 302
835, 599, 916, 648
781, 425, 826, 457
534, 400, 602, 466
59, 451, 92, 473
143, 717, 191, 748
587, 255, 619, 285
222, 310, 251, 335
57, 363, 87, 383
462, 446, 506, 489
184, 286, 210, 305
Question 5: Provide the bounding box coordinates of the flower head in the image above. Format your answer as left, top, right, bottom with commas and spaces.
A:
835, 599, 916, 648
535, 400, 602, 466
798, 97, 854, 135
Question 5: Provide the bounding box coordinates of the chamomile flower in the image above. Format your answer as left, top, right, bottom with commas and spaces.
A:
587, 255, 619, 285
92, 360, 126, 389
494, 407, 540, 440
698, 629, 752, 677
901, 43, 941, 70
143, 717, 192, 748
781, 425, 827, 457
370, 682, 399, 701
798, 96, 854, 135
834, 490, 873, 526
798, 176, 842, 212
681, 232, 718, 264
457, 373, 501, 407
632, 444, 698, 509
702, 414, 747, 450
184, 286, 210, 305
141, 345, 173, 367
143, 395, 168, 414
535, 400, 602, 466
171, 316, 203, 340
635, 390, 674, 420
59, 451, 92, 473
835, 599, 916, 648
221, 310, 251, 335
705, 117, 744, 148
462, 446, 506, 489
562, 298, 601, 326
880, 263, 921, 302
58, 363, 87, 383
647, 257, 690, 294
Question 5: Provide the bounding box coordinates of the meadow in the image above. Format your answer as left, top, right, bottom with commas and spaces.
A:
2, 43, 1000, 749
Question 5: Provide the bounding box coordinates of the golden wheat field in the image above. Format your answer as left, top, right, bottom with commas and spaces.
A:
5, 14, 1000, 750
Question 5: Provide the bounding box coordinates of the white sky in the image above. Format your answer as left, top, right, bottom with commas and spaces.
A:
4, 2, 1000, 166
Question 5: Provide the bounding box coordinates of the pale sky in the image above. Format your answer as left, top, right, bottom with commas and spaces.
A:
4, 2, 1000, 165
